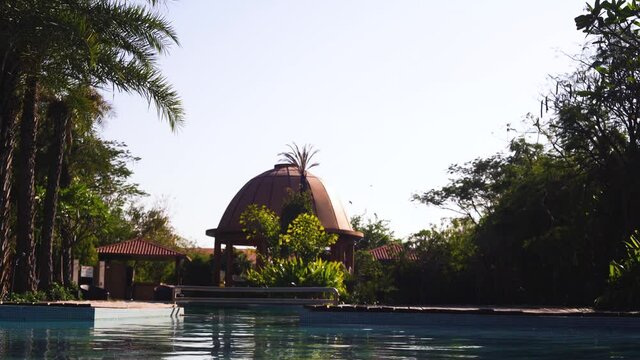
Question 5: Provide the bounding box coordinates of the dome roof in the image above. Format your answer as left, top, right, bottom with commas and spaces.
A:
209, 164, 362, 240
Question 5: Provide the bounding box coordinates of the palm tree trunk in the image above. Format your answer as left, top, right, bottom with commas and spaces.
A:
58, 161, 73, 286
14, 74, 39, 293
300, 173, 308, 192
38, 100, 70, 290
0, 48, 19, 297
60, 224, 73, 286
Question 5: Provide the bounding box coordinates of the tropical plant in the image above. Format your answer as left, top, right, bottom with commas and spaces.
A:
245, 257, 347, 296
595, 231, 640, 310
239, 204, 280, 258
281, 213, 338, 262
278, 143, 319, 192
240, 205, 337, 262
240, 201, 345, 295
4, 0, 183, 293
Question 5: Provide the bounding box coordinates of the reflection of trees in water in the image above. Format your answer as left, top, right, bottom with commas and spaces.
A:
0, 310, 388, 358
206, 308, 377, 359
91, 319, 183, 357
0, 313, 482, 358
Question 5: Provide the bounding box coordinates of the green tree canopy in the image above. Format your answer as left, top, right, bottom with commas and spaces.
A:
350, 215, 398, 250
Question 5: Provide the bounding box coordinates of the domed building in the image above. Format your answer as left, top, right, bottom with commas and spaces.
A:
206, 164, 363, 286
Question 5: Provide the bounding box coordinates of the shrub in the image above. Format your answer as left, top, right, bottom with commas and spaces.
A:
595, 232, 640, 310
246, 257, 347, 296
5, 290, 46, 303
3, 283, 81, 303
281, 214, 338, 262
48, 282, 81, 301
345, 250, 396, 304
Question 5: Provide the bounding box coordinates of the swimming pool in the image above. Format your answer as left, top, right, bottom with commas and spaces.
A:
0, 306, 638, 359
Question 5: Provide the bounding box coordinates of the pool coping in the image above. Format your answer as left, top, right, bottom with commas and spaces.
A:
301, 305, 640, 328
304, 304, 640, 317
0, 301, 183, 322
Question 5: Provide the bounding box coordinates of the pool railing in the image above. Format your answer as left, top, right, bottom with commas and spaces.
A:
170, 285, 339, 306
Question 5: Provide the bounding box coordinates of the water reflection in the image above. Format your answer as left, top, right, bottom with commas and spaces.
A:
0, 307, 638, 359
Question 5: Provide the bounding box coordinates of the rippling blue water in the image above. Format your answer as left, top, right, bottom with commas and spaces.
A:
0, 306, 638, 359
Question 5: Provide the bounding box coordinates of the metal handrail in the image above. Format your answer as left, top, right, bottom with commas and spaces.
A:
170, 286, 339, 305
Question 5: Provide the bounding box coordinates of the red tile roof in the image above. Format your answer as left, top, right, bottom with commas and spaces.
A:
97, 238, 186, 258
369, 243, 418, 261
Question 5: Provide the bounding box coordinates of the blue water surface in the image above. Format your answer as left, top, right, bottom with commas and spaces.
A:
0, 306, 638, 359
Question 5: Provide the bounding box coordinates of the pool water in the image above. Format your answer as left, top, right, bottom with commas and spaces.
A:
0, 306, 638, 359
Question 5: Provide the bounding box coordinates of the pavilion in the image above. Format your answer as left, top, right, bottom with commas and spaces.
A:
96, 238, 188, 300
206, 164, 363, 286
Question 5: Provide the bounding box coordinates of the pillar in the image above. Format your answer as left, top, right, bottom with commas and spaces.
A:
213, 239, 222, 286
174, 258, 183, 285
345, 241, 354, 273
72, 259, 80, 285
94, 261, 105, 288
330, 244, 338, 262
225, 243, 234, 286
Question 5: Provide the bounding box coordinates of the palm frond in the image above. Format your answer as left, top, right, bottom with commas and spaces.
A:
278, 143, 320, 174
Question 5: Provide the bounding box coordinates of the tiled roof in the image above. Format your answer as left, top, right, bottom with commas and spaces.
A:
369, 243, 418, 261
97, 238, 186, 258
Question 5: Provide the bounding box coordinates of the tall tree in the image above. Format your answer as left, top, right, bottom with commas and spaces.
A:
14, 73, 41, 293
350, 215, 397, 250
0, 2, 29, 296
540, 0, 640, 267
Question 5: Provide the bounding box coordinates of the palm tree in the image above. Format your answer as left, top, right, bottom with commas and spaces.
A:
14, 73, 41, 293
0, 1, 30, 296
8, 0, 184, 293
37, 98, 71, 290
38, 87, 111, 289
278, 143, 319, 192
0, 52, 18, 296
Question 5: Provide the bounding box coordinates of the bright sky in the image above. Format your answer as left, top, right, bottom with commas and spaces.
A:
100, 0, 588, 246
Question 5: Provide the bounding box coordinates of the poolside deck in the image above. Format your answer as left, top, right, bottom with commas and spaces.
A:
0, 300, 183, 322
57, 300, 180, 309
301, 305, 640, 328
305, 304, 640, 317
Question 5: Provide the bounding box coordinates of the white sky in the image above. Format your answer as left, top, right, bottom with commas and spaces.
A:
100, 0, 588, 246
